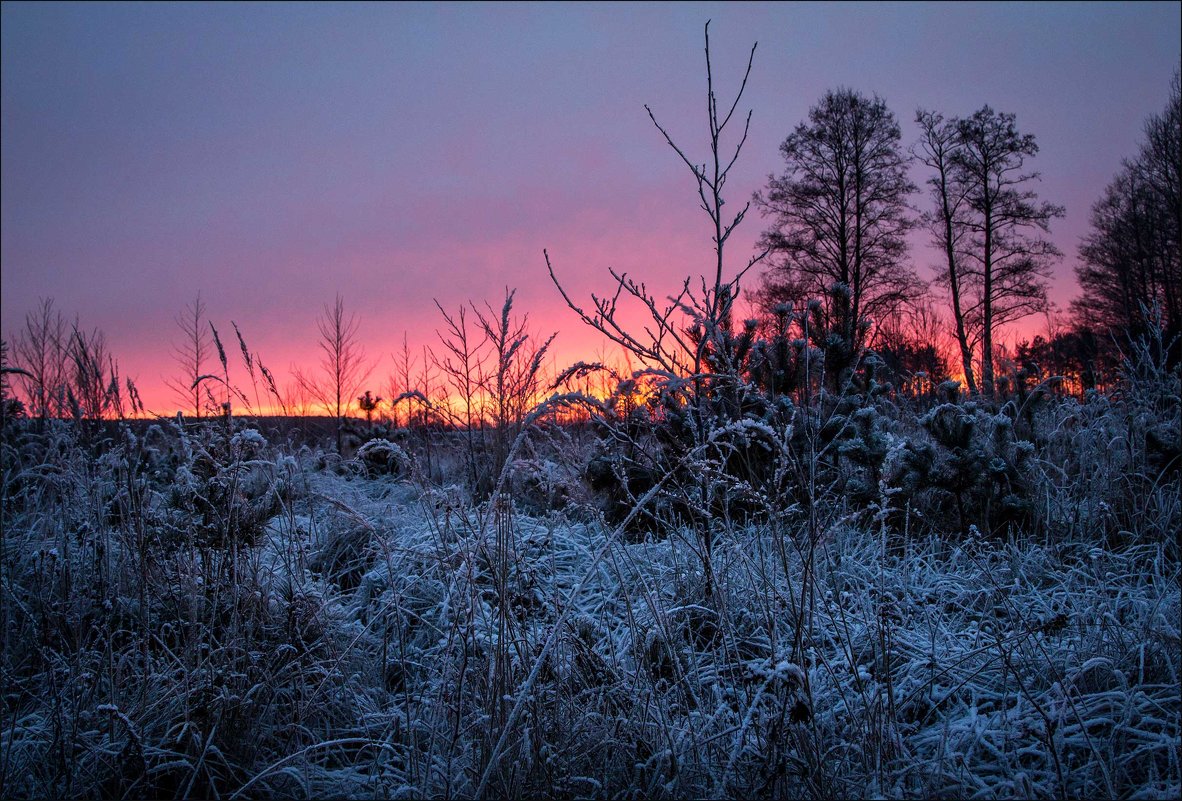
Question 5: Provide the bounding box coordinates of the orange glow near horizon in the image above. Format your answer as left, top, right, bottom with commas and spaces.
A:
7, 290, 1068, 422
4, 4, 1177, 425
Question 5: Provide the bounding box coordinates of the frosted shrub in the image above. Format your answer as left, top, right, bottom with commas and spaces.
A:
355, 437, 411, 478
161, 420, 286, 549
888, 383, 1036, 538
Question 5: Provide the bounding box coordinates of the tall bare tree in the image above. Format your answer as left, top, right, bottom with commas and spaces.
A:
387, 332, 415, 429
915, 110, 980, 394
473, 288, 556, 495
950, 106, 1064, 398
549, 23, 765, 389
1139, 70, 1181, 311
433, 301, 488, 492
12, 297, 68, 420
547, 21, 762, 604
755, 88, 920, 366
299, 294, 371, 452
1074, 70, 1181, 341
165, 293, 211, 418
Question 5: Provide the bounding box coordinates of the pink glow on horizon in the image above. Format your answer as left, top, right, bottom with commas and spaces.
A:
4, 167, 1120, 417
4, 4, 1178, 415
97, 184, 760, 415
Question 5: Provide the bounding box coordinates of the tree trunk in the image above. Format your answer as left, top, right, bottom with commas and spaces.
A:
982, 192, 995, 399
938, 175, 978, 395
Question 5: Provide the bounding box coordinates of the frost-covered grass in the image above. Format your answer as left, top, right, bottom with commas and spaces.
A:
795, 530, 1179, 799
0, 396, 1178, 799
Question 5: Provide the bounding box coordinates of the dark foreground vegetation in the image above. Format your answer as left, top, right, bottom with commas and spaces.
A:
1, 318, 1179, 799
2, 23, 1179, 801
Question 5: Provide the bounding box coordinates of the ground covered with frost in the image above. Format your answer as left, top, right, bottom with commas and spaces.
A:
1, 414, 1177, 799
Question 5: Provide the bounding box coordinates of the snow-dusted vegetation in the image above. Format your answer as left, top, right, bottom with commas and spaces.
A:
2, 20, 1179, 801
0, 336, 1178, 799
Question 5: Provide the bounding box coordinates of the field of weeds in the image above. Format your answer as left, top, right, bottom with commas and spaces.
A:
1, 368, 1177, 799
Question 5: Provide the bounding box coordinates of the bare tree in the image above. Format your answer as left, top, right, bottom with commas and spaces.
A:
12, 297, 68, 421
299, 294, 372, 452
1075, 170, 1169, 336
549, 24, 764, 382
1074, 71, 1181, 342
472, 288, 555, 494
950, 106, 1064, 398
280, 378, 313, 425
915, 110, 980, 394
874, 301, 954, 396
548, 21, 763, 602
433, 301, 488, 492
387, 332, 416, 429
1138, 69, 1181, 321
165, 293, 211, 418
755, 88, 920, 370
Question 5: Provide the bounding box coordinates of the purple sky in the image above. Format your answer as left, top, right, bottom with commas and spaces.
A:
3, 2, 1179, 413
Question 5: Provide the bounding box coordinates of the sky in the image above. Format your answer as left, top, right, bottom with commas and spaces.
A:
3, 1, 1180, 414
